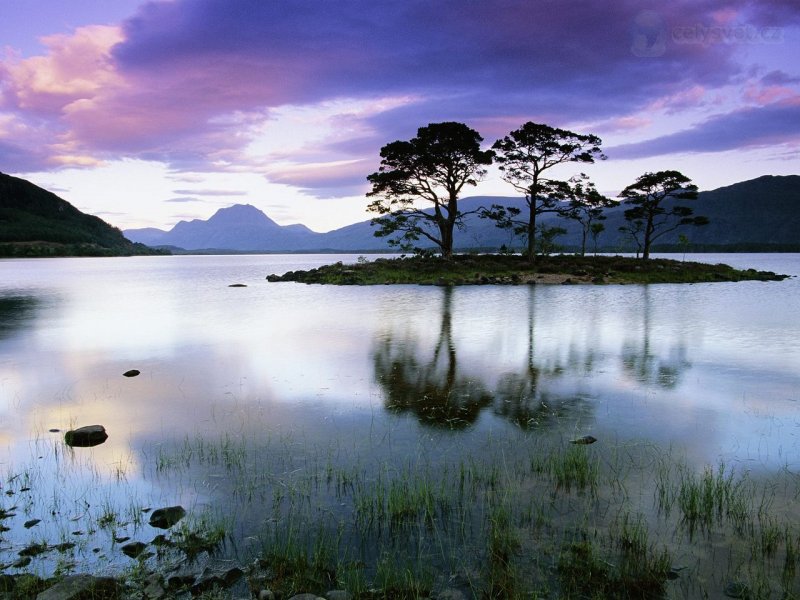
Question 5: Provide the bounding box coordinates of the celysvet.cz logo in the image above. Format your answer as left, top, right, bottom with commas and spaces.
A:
672, 23, 783, 45
631, 10, 784, 57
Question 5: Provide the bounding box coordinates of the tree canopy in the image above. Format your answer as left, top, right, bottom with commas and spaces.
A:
366, 122, 494, 257
485, 122, 604, 260
618, 170, 708, 260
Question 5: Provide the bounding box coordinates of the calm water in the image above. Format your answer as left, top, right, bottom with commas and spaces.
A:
1, 253, 799, 584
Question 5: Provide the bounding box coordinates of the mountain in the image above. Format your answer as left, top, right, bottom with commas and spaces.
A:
126, 204, 326, 251
0, 172, 161, 257
124, 175, 800, 253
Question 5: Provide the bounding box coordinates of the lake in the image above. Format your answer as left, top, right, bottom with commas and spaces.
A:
1, 253, 799, 597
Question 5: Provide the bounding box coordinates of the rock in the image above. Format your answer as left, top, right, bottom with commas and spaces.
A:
49, 428, 60, 433
148, 506, 186, 529
228, 283, 247, 287
35, 575, 121, 600
258, 591, 275, 600
123, 369, 140, 377
570, 435, 597, 445
288, 595, 326, 600
121, 541, 147, 558
325, 592, 352, 600
723, 581, 751, 598
143, 574, 167, 600
19, 542, 49, 557
12, 556, 32, 568
24, 518, 41, 528
266, 275, 281, 282
192, 563, 244, 594
437, 590, 468, 600
64, 425, 108, 448
53, 543, 76, 552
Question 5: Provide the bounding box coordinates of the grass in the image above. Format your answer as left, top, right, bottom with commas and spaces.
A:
265, 253, 789, 286
4, 426, 800, 599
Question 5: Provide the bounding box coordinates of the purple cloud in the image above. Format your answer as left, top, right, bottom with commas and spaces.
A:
2, 0, 799, 195
608, 100, 800, 158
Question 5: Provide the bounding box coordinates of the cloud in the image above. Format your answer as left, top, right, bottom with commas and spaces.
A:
1, 0, 799, 193
264, 159, 372, 198
171, 189, 248, 196
608, 100, 800, 159
165, 196, 197, 203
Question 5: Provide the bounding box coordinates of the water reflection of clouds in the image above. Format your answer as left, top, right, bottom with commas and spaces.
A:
2, 256, 799, 470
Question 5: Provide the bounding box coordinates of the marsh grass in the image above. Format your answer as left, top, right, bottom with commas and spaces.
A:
4, 426, 800, 599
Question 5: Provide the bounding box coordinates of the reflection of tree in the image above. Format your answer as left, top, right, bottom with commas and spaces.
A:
0, 295, 39, 340
373, 287, 492, 428
621, 287, 690, 389
493, 288, 592, 429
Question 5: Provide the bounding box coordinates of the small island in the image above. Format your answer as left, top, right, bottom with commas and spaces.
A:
266, 254, 789, 286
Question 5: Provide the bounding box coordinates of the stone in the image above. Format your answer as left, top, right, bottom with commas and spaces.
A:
64, 425, 108, 448
437, 590, 468, 600
121, 541, 147, 558
288, 595, 326, 600
148, 505, 186, 529
141, 574, 167, 600
35, 575, 120, 600
570, 435, 597, 445
19, 542, 48, 557
724, 581, 751, 598
228, 283, 247, 287
325, 591, 352, 600
123, 369, 140, 377
192, 563, 244, 594
24, 518, 41, 528
258, 591, 275, 600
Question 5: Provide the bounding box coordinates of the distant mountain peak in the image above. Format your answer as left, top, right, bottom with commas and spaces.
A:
208, 203, 279, 227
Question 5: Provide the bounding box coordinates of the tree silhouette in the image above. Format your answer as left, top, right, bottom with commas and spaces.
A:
619, 170, 708, 260
367, 122, 494, 258
564, 175, 616, 256
484, 122, 604, 261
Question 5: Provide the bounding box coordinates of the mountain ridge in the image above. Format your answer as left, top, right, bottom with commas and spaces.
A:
0, 171, 161, 257
124, 174, 800, 253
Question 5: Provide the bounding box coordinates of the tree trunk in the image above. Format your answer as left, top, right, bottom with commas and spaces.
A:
642, 215, 654, 260
527, 206, 536, 263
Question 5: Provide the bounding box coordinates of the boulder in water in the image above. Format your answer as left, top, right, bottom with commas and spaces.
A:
64, 425, 108, 448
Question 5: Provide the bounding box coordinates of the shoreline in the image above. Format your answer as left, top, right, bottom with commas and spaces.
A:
265, 254, 790, 286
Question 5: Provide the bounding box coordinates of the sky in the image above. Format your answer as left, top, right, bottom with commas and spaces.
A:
1, 0, 799, 233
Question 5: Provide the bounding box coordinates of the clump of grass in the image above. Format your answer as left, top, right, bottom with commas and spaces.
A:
531, 444, 599, 494
657, 460, 751, 536
485, 500, 521, 599
373, 552, 434, 599
558, 535, 671, 599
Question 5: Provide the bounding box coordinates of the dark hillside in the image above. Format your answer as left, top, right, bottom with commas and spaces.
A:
0, 172, 160, 256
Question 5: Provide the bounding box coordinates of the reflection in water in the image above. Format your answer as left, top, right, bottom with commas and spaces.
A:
373, 287, 492, 427
374, 286, 595, 429
621, 287, 691, 389
493, 288, 593, 428
0, 295, 39, 340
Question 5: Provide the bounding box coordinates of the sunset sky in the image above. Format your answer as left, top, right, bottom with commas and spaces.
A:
1, 0, 798, 232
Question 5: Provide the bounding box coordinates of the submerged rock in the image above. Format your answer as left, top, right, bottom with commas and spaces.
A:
121, 541, 147, 558
64, 425, 108, 447
149, 506, 186, 529
724, 581, 751, 598
123, 369, 140, 377
570, 435, 597, 445
36, 574, 121, 600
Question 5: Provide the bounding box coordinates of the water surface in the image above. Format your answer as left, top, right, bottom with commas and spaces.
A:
0, 253, 798, 591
